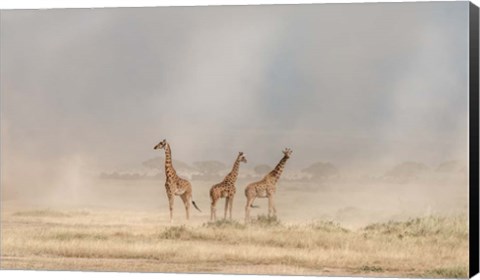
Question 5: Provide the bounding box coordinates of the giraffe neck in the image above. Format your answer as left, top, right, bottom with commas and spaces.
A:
224, 156, 241, 183
164, 143, 177, 178
267, 155, 289, 184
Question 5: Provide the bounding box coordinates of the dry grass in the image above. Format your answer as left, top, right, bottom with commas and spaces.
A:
0, 207, 468, 278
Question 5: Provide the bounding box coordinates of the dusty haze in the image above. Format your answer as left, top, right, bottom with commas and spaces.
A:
0, 2, 470, 225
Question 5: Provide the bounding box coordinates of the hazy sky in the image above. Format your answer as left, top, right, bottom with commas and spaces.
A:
0, 2, 470, 173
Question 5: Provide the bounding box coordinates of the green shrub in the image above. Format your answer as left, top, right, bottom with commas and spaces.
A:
203, 219, 246, 229
250, 215, 282, 227
361, 265, 384, 272
311, 220, 349, 233
427, 267, 467, 278
363, 216, 467, 238
158, 226, 192, 239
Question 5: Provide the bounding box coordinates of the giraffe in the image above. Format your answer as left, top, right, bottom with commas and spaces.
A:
244, 148, 292, 222
154, 139, 201, 223
209, 152, 247, 221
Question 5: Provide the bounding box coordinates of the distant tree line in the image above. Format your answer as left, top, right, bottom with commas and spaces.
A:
99, 156, 467, 184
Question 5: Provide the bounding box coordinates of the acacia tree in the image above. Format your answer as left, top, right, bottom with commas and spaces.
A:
193, 160, 226, 175
142, 157, 194, 173
254, 164, 272, 175
436, 160, 466, 173
386, 161, 428, 180
302, 162, 339, 181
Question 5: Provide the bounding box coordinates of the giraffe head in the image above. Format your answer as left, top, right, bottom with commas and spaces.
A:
154, 139, 167, 150
238, 152, 247, 163
282, 148, 293, 158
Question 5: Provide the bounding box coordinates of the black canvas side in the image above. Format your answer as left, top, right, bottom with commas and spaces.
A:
470, 1, 479, 278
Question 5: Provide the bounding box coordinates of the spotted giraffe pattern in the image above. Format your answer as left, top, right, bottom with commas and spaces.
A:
154, 139, 201, 223
244, 148, 292, 222
210, 152, 247, 221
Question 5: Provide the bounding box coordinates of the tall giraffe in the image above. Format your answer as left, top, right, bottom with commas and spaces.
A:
244, 148, 292, 222
209, 152, 247, 221
154, 139, 201, 223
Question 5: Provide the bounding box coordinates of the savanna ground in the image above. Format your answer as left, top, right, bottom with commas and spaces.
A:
0, 178, 469, 278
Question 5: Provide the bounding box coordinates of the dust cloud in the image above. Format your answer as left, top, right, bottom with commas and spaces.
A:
0, 2, 470, 226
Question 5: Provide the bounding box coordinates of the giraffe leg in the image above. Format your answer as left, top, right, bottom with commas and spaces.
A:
270, 195, 277, 217
268, 195, 273, 217
245, 197, 250, 223
228, 195, 234, 220
245, 196, 255, 223
211, 197, 218, 221
224, 197, 230, 220
180, 193, 191, 221
167, 194, 174, 224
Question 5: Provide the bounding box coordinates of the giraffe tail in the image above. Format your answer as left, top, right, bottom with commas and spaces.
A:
250, 204, 260, 208
192, 201, 202, 212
